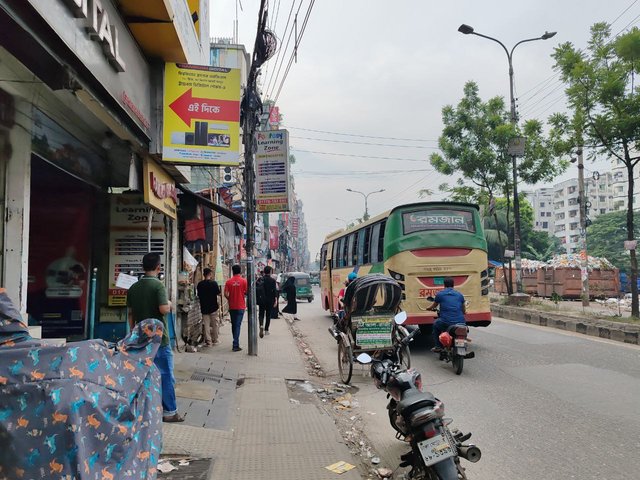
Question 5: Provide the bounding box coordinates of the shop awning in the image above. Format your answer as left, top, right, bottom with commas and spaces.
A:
118, 0, 201, 63
177, 184, 245, 226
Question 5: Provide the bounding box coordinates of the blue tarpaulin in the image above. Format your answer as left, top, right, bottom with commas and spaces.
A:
0, 291, 162, 479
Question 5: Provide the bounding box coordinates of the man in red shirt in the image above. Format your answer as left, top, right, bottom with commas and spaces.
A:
224, 264, 247, 352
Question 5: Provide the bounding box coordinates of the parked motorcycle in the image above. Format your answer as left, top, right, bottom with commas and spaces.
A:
357, 312, 481, 479
426, 296, 475, 375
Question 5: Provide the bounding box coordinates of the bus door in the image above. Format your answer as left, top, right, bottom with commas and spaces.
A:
326, 242, 335, 313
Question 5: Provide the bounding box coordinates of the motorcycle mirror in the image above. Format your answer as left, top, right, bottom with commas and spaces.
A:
356, 353, 372, 364
394, 311, 407, 325
426, 296, 435, 302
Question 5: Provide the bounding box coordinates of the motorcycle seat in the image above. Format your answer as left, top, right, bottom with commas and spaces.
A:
447, 324, 468, 336
397, 390, 437, 417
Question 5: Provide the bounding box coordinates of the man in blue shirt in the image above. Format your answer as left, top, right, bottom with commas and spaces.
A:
428, 277, 466, 353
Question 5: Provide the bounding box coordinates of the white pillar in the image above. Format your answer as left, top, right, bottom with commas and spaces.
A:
4, 101, 31, 315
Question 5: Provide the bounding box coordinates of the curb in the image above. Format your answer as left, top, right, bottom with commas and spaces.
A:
491, 304, 640, 345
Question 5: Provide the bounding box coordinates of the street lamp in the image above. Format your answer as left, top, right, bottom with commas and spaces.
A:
346, 188, 385, 221
458, 24, 556, 295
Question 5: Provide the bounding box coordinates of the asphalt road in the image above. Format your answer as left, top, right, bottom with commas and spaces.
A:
290, 288, 640, 480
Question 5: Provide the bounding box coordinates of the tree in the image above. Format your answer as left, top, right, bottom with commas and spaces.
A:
431, 81, 567, 292
587, 210, 640, 274
553, 22, 640, 316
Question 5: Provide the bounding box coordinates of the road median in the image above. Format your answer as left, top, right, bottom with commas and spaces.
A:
491, 302, 640, 345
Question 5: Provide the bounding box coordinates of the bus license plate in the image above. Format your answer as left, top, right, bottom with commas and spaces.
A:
417, 434, 455, 467
433, 277, 444, 285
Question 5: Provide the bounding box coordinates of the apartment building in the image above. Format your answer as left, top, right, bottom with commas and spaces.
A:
528, 171, 614, 254
525, 188, 554, 234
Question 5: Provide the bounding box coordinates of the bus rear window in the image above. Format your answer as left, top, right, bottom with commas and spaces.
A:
402, 209, 475, 234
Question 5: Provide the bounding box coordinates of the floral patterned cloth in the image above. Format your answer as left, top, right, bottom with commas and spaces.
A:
0, 291, 162, 479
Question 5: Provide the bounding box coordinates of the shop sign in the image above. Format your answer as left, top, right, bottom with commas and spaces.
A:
143, 159, 177, 219
27, 0, 152, 136
108, 195, 165, 306
256, 130, 290, 212
269, 226, 279, 250
163, 63, 241, 165
269, 105, 280, 125
60, 0, 126, 71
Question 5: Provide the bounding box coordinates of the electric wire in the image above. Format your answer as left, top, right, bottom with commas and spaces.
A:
264, 0, 302, 97
272, 0, 316, 103
290, 148, 429, 162
290, 135, 440, 149
284, 125, 437, 143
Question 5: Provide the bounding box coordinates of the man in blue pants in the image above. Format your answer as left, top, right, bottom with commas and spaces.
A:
428, 277, 466, 353
127, 252, 184, 422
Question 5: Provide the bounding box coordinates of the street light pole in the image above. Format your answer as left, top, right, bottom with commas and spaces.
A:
458, 24, 556, 295
346, 188, 385, 221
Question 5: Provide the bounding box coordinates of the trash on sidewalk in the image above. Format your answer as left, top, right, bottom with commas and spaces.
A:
376, 467, 394, 478
325, 461, 356, 474
157, 461, 178, 473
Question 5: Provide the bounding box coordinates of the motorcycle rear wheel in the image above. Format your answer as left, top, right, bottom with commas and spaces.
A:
452, 355, 464, 375
338, 338, 353, 384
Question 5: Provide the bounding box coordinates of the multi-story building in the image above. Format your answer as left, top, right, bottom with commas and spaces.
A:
0, 0, 212, 339
529, 171, 614, 254
525, 187, 553, 234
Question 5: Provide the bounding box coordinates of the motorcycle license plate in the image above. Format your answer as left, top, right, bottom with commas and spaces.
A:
454, 339, 466, 347
417, 434, 455, 467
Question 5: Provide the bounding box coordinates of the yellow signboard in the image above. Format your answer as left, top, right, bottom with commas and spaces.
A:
163, 63, 241, 165
143, 158, 177, 219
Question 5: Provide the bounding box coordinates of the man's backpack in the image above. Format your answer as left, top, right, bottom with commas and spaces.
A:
255, 276, 266, 305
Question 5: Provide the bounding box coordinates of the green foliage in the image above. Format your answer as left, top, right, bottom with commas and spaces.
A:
431, 81, 568, 199
587, 210, 640, 273
553, 22, 640, 315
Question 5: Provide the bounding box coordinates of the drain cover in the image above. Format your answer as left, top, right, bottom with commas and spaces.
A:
190, 371, 223, 382
158, 459, 213, 479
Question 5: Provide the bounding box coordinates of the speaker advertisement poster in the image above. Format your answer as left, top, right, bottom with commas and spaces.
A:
163, 63, 241, 165
256, 130, 290, 212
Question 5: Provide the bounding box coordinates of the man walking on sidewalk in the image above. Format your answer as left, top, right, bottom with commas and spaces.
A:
224, 264, 247, 352
127, 252, 184, 422
257, 266, 278, 338
197, 267, 221, 346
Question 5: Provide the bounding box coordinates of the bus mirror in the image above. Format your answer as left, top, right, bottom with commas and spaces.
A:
394, 311, 407, 325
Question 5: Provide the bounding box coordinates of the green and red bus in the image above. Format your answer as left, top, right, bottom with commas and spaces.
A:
320, 202, 491, 330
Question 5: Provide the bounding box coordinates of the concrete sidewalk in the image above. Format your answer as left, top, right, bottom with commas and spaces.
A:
160, 315, 362, 479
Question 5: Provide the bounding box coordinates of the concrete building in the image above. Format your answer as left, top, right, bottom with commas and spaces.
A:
525, 187, 554, 234
528, 170, 615, 254
0, 0, 212, 339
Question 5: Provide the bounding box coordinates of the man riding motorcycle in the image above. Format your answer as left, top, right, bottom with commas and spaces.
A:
427, 277, 466, 353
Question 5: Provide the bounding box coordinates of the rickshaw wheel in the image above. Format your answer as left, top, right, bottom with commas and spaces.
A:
399, 344, 411, 370
338, 338, 353, 384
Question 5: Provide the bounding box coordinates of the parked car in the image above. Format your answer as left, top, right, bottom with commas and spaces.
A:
281, 272, 314, 302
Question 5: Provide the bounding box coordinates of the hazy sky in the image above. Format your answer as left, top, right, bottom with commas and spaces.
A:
211, 0, 634, 259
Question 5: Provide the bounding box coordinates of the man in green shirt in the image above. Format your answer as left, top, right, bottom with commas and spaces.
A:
127, 252, 184, 423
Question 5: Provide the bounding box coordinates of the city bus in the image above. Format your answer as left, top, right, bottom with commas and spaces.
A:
319, 202, 491, 331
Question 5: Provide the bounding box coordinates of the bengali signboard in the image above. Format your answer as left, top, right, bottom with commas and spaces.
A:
108, 195, 165, 306
163, 63, 241, 165
143, 159, 177, 219
354, 315, 393, 349
256, 130, 290, 212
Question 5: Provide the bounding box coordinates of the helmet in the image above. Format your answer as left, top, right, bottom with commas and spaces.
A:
347, 272, 358, 281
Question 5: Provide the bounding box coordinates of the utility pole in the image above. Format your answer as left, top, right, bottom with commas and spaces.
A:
243, 108, 258, 356
577, 147, 590, 306
242, 0, 275, 355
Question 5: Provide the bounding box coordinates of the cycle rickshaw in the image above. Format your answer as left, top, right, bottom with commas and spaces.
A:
329, 273, 412, 384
